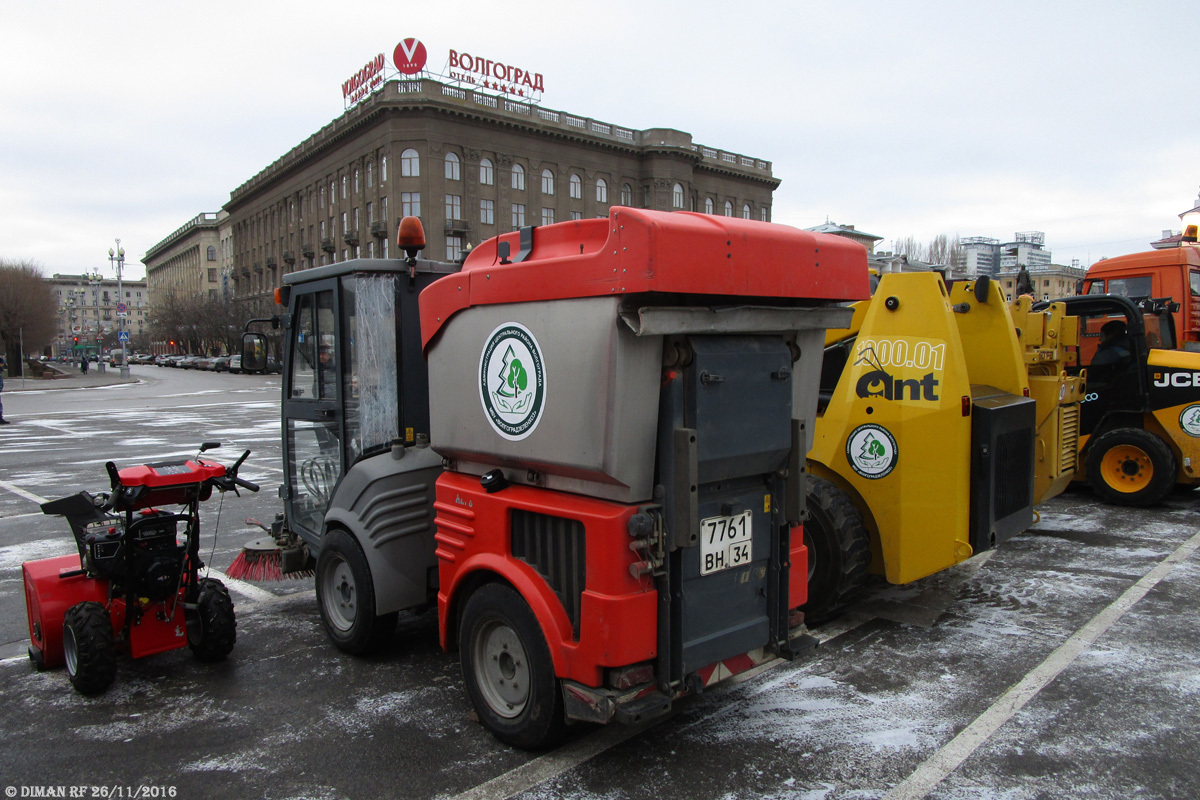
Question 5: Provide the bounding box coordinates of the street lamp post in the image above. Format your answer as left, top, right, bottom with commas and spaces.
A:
108, 239, 129, 378
86, 269, 106, 373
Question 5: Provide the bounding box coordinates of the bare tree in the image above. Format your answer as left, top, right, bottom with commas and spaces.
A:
0, 259, 58, 372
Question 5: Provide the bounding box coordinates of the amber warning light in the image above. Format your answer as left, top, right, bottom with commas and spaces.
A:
398, 217, 427, 262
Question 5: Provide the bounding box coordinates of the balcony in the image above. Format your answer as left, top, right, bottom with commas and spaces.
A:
266, 256, 277, 268
342, 231, 360, 246
252, 262, 263, 274
445, 219, 469, 235
370, 220, 388, 238
321, 238, 336, 254
300, 244, 315, 259
282, 251, 296, 265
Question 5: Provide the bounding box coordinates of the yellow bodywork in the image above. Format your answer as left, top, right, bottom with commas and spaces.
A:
808, 273, 1083, 586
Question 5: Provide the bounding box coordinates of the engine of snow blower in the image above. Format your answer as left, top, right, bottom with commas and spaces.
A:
23, 443, 258, 695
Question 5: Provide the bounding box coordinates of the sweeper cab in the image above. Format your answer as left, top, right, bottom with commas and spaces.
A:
23, 444, 259, 694
240, 208, 868, 747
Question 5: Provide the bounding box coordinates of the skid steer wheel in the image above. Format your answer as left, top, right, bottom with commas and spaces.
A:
187, 578, 237, 662
459, 583, 567, 750
801, 477, 871, 625
316, 529, 397, 655
62, 602, 116, 695
1085, 428, 1176, 507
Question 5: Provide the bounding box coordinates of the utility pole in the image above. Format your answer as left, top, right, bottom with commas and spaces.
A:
109, 239, 129, 378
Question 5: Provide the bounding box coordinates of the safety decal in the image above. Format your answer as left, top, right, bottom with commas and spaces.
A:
1180, 404, 1200, 438
478, 322, 546, 441
846, 423, 898, 480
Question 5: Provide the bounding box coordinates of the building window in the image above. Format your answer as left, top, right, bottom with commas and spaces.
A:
366, 201, 373, 224
445, 194, 462, 221
445, 152, 461, 181
446, 236, 464, 261
206, 245, 217, 261
596, 178, 608, 203
569, 174, 582, 199
742, 203, 751, 219
541, 169, 555, 195
208, 268, 217, 282
381, 196, 388, 224
367, 161, 374, 188
341, 175, 348, 199
761, 207, 768, 222
481, 199, 495, 225
570, 211, 582, 220
642, 186, 650, 207
621, 184, 633, 205
354, 168, 361, 194
320, 184, 326, 209
705, 197, 715, 214
512, 203, 526, 228
381, 155, 388, 182
341, 211, 348, 235
673, 183, 685, 209
480, 158, 494, 186
401, 148, 419, 177
724, 200, 733, 217
542, 207, 555, 226
402, 192, 421, 217
511, 163, 525, 191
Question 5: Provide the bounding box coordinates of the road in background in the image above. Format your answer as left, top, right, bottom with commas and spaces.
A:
0, 365, 1197, 799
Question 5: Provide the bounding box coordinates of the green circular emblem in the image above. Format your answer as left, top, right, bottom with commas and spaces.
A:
1180, 404, 1200, 438
478, 322, 546, 441
845, 423, 898, 480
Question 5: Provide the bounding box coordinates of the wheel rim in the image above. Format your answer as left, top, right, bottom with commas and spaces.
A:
1101, 444, 1153, 493
63, 625, 79, 677
321, 555, 357, 632
471, 618, 531, 719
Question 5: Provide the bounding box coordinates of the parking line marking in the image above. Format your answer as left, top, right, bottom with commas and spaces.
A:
204, 567, 279, 604
0, 480, 49, 506
882, 527, 1200, 800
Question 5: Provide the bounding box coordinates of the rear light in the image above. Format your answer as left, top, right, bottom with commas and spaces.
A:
962, 395, 971, 417
607, 661, 655, 690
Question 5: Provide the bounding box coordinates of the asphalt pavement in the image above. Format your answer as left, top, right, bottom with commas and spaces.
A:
0, 367, 1197, 800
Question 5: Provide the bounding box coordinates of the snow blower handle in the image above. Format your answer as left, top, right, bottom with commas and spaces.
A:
215, 450, 259, 494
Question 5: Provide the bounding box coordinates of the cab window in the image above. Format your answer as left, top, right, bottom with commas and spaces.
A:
1106, 276, 1152, 299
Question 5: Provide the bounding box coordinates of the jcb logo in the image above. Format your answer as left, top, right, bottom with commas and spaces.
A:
1153, 372, 1200, 388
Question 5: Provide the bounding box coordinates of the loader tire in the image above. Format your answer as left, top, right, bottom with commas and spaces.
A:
63, 602, 116, 695
316, 529, 397, 655
1085, 428, 1176, 507
459, 583, 567, 751
187, 578, 237, 662
801, 477, 871, 624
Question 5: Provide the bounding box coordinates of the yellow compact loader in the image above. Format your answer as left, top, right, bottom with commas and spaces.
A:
802, 272, 1084, 620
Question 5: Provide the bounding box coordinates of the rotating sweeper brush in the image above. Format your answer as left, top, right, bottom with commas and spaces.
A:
225, 516, 314, 581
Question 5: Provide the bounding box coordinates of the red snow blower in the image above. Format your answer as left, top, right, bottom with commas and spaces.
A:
23, 443, 258, 694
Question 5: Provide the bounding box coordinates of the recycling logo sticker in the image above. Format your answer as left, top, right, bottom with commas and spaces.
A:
479, 322, 546, 441
846, 423, 898, 479
1180, 404, 1200, 438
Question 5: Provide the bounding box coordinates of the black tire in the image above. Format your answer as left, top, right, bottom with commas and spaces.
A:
801, 476, 872, 624
187, 578, 237, 661
1085, 427, 1176, 507
62, 602, 116, 695
316, 529, 397, 655
458, 583, 566, 750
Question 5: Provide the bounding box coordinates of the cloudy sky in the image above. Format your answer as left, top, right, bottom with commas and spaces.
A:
2, 1, 1194, 281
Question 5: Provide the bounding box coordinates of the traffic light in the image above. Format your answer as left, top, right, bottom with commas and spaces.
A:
73, 336, 78, 344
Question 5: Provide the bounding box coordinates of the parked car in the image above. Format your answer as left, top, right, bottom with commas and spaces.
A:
228, 355, 242, 374
209, 356, 231, 372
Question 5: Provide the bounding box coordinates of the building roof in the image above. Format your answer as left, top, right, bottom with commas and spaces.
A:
804, 221, 883, 242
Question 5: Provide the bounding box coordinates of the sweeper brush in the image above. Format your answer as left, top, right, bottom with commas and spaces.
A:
225, 518, 314, 581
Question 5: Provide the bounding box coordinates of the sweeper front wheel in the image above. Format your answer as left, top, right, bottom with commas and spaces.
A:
63, 602, 116, 695
187, 578, 237, 662
316, 529, 397, 655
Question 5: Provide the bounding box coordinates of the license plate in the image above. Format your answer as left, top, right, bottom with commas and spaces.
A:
699, 510, 753, 575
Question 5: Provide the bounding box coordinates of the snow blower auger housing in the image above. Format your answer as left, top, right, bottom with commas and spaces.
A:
23, 443, 258, 694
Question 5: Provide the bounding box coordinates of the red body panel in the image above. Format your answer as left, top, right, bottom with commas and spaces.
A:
420, 207, 870, 349
788, 525, 809, 609
434, 472, 658, 688
117, 459, 225, 508
23, 554, 107, 668
126, 600, 188, 658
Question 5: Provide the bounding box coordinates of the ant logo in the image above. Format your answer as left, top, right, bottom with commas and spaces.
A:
854, 344, 940, 402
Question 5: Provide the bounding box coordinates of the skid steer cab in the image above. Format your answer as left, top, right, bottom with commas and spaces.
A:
1037, 294, 1200, 506
246, 208, 868, 748
23, 444, 258, 694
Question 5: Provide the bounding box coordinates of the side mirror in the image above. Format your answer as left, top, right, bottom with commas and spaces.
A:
242, 332, 268, 373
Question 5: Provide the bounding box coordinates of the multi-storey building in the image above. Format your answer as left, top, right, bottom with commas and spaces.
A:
997, 260, 1085, 301
958, 237, 1001, 278
222, 77, 780, 319
1000, 231, 1052, 271
48, 274, 149, 357
143, 212, 228, 303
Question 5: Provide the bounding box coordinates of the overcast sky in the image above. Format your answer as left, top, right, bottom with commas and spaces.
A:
2, 0, 1195, 281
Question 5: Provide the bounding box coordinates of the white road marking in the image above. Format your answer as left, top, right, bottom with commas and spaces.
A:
881, 527, 1200, 800
0, 480, 49, 505
203, 567, 281, 604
